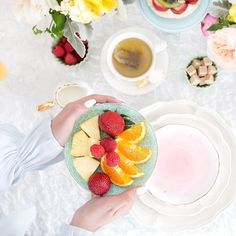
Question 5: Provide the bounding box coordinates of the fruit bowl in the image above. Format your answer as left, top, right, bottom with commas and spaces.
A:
65, 103, 158, 195
139, 0, 211, 33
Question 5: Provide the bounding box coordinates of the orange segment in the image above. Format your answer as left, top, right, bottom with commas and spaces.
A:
118, 151, 144, 178
117, 122, 146, 144
117, 139, 152, 164
101, 157, 133, 187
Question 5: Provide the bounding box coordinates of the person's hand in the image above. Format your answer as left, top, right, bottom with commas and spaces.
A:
51, 94, 122, 147
70, 187, 137, 232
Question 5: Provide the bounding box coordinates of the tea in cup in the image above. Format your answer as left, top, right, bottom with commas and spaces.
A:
107, 31, 167, 82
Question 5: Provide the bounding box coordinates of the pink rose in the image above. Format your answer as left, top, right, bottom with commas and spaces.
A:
207, 28, 236, 71
201, 13, 219, 37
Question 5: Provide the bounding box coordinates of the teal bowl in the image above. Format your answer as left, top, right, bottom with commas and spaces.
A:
138, 0, 211, 33
65, 103, 158, 195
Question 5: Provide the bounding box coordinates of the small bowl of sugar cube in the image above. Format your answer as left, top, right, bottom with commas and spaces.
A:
186, 56, 218, 88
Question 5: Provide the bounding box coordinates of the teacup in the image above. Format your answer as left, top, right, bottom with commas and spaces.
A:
37, 82, 93, 112
107, 31, 167, 82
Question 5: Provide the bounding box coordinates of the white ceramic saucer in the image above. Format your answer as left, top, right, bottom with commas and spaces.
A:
100, 27, 169, 96
138, 114, 231, 217
130, 100, 236, 232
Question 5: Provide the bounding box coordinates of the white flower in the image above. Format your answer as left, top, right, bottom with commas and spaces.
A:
10, 0, 58, 25
207, 28, 236, 71
57, 0, 97, 24
229, 0, 236, 4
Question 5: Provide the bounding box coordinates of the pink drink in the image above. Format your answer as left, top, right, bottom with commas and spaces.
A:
148, 125, 219, 205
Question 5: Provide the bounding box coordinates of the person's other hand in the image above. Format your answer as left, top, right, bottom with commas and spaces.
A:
51, 94, 122, 146
70, 187, 137, 232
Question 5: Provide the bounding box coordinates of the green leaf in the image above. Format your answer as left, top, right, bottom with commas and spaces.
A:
120, 114, 129, 118
51, 25, 64, 38
51, 10, 66, 30
32, 25, 43, 35
64, 19, 86, 57
124, 119, 135, 126
219, 18, 230, 26
208, 23, 224, 31
56, 0, 63, 4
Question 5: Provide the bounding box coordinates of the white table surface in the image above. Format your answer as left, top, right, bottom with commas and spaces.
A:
0, 0, 236, 235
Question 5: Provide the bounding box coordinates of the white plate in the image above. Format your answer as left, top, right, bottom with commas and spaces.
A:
100, 27, 169, 96
130, 100, 236, 232
139, 114, 231, 216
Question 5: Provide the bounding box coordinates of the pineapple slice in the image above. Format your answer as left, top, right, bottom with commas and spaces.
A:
73, 157, 100, 182
88, 137, 100, 157
71, 130, 89, 157
80, 116, 100, 140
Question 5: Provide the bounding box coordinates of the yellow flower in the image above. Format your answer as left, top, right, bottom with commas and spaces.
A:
102, 0, 118, 13
228, 4, 236, 23
0, 63, 7, 80
73, 0, 117, 16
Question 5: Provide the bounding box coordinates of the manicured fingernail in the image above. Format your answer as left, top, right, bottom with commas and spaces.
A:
84, 99, 96, 108
136, 186, 147, 195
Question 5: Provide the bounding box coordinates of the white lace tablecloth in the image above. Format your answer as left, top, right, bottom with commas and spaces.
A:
1, 0, 236, 235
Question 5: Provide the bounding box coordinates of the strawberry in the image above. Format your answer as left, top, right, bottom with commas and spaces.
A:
52, 45, 65, 58
100, 138, 117, 153
64, 42, 74, 53
64, 53, 78, 65
90, 144, 105, 158
88, 172, 111, 196
171, 4, 188, 14
186, 0, 198, 4
106, 152, 120, 167
99, 111, 125, 137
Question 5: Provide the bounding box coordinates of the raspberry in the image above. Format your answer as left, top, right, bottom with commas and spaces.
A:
64, 53, 78, 65
52, 45, 65, 58
100, 138, 117, 153
90, 144, 105, 158
64, 42, 74, 53
106, 152, 120, 167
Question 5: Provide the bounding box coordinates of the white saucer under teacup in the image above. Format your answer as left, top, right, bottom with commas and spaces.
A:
101, 27, 169, 95
37, 82, 93, 112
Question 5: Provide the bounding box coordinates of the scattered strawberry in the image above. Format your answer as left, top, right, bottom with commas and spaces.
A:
52, 45, 65, 58
64, 53, 78, 65
88, 172, 111, 196
106, 152, 120, 167
100, 138, 117, 153
90, 144, 105, 158
99, 111, 125, 137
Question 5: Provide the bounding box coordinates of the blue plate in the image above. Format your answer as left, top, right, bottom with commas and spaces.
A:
65, 103, 158, 195
138, 0, 211, 33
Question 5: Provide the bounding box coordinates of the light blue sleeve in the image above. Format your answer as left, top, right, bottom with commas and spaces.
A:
0, 115, 64, 192
56, 224, 95, 236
